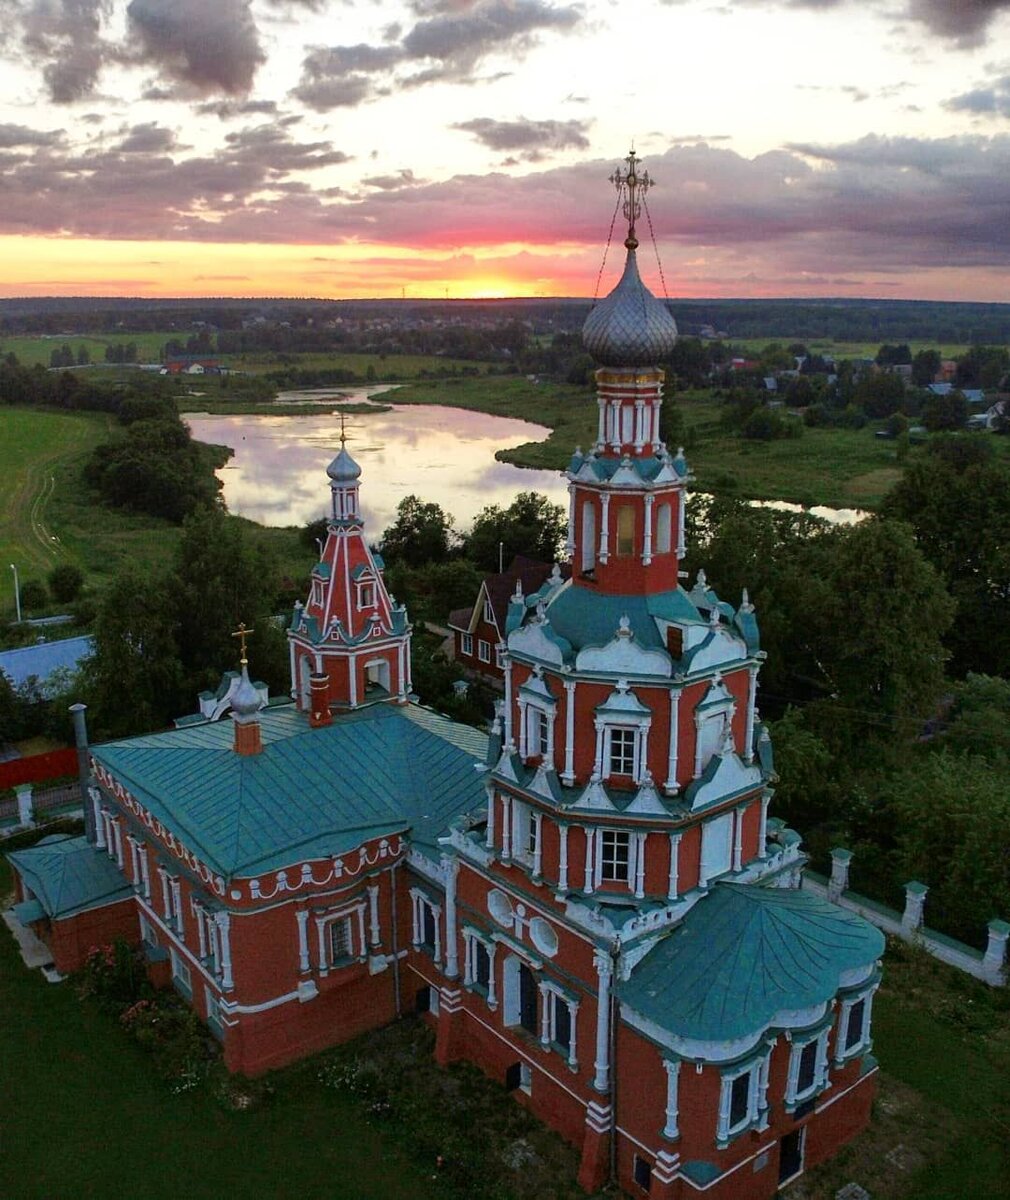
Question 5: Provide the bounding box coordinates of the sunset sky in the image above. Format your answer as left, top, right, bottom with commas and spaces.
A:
1, 0, 1009, 301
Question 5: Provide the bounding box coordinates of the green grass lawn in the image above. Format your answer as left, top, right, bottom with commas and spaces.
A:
0, 332, 174, 367
729, 339, 975, 360
229, 351, 496, 377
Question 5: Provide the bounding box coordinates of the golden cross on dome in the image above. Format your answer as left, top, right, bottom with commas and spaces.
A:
231, 621, 255, 666
339, 411, 350, 446
609, 148, 652, 250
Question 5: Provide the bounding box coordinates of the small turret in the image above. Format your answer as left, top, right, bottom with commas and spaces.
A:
230, 623, 264, 756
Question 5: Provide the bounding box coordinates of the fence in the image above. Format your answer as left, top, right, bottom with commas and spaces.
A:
0, 782, 82, 830
803, 846, 1008, 987
0, 748, 78, 790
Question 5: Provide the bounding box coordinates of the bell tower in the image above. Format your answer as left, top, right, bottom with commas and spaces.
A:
287, 424, 412, 715
567, 150, 687, 596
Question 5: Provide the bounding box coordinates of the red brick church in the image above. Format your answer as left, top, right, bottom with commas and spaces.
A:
9, 153, 883, 1198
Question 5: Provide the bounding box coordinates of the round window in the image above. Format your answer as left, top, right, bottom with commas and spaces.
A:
529, 916, 559, 957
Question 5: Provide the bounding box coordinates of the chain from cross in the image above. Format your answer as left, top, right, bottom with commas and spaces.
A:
609, 148, 652, 249
232, 621, 255, 665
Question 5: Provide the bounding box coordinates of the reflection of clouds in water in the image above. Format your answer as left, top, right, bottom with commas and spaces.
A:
186, 405, 568, 533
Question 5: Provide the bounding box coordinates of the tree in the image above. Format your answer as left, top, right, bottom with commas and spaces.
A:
76, 345, 90, 366
83, 567, 184, 738
922, 389, 968, 432
380, 495, 458, 567
465, 491, 567, 572
875, 343, 911, 366
854, 371, 905, 418
911, 348, 940, 386
20, 579, 48, 611
48, 563, 84, 604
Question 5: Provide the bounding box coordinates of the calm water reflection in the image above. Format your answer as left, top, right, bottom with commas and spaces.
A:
184, 393, 570, 533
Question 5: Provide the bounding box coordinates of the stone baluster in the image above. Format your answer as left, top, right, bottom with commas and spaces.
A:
902, 881, 928, 934
828, 848, 853, 902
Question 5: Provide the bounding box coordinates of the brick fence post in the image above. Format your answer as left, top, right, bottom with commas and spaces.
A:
828, 848, 853, 902
902, 881, 928, 935
982, 919, 1009, 986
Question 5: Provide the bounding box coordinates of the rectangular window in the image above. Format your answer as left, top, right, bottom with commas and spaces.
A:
845, 998, 866, 1050
421, 901, 437, 954
170, 948, 191, 995
139, 913, 157, 947
329, 917, 354, 965
633, 1156, 652, 1191
600, 829, 631, 883
473, 940, 491, 991
519, 963, 538, 1035
550, 992, 572, 1054
358, 583, 375, 609
797, 1040, 818, 1096
478, 639, 491, 663
729, 1070, 752, 1130
532, 709, 549, 757
617, 506, 635, 555
205, 987, 223, 1033
496, 645, 506, 669
461, 632, 473, 656
609, 727, 636, 776
484, 598, 494, 624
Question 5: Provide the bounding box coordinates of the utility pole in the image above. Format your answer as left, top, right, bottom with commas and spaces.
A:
9, 562, 20, 623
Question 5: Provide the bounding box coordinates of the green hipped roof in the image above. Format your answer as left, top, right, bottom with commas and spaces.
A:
545, 585, 704, 653
7, 835, 133, 919
92, 703, 488, 881
620, 882, 884, 1043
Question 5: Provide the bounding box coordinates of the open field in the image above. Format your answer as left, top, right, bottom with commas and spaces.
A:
227, 351, 496, 377
0, 332, 172, 366
728, 339, 976, 360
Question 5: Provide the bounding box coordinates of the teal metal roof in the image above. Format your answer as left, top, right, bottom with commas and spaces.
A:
7, 835, 132, 919
620, 882, 884, 1043
545, 585, 703, 654
91, 703, 488, 880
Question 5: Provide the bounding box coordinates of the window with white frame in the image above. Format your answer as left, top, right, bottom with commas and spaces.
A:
511, 800, 540, 870
544, 986, 577, 1064
205, 986, 223, 1032
786, 1029, 829, 1107
599, 828, 631, 885
495, 644, 506, 669
697, 709, 729, 773
357, 581, 375, 609
837, 992, 873, 1060
328, 915, 355, 965
484, 597, 495, 624
461, 632, 473, 656
478, 639, 491, 663
527, 706, 550, 758
411, 891, 441, 962
170, 947, 192, 994
655, 502, 672, 554
717, 1061, 761, 1144
463, 930, 496, 1005
700, 811, 734, 885
608, 726, 637, 775
139, 913, 157, 947
503, 955, 539, 1036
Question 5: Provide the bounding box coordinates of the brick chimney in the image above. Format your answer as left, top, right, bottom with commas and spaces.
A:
309, 673, 332, 728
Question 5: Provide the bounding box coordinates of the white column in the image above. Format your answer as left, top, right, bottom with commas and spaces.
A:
562, 679, 576, 784
662, 1059, 681, 1139
486, 787, 496, 850
296, 908, 310, 973
597, 396, 607, 446
665, 687, 681, 792
758, 1050, 772, 1129
462, 934, 473, 986
170, 878, 182, 931
599, 493, 610, 563
633, 399, 645, 451
531, 812, 543, 880
568, 1000, 580, 1068
288, 638, 297, 699
503, 657, 514, 748
127, 835, 140, 887
651, 397, 662, 451
216, 911, 234, 990
348, 654, 358, 707
676, 487, 686, 557
583, 826, 595, 894
610, 399, 621, 450
112, 820, 124, 868
643, 493, 654, 565
634, 831, 647, 900
442, 857, 459, 978
539, 983, 552, 1047
486, 943, 498, 1008
744, 665, 759, 764
637, 725, 650, 785
593, 721, 605, 778
667, 833, 681, 901
92, 791, 105, 848
157, 867, 170, 921
593, 951, 612, 1092
558, 824, 569, 891
317, 915, 330, 974
902, 882, 928, 933
566, 483, 576, 556
759, 793, 771, 859
367, 884, 381, 946
15, 785, 34, 828
501, 794, 512, 861
732, 807, 744, 872
355, 906, 367, 958
138, 845, 151, 900
693, 714, 704, 779
518, 699, 528, 758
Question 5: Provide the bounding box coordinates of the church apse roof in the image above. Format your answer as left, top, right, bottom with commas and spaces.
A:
620, 882, 884, 1044
92, 703, 488, 880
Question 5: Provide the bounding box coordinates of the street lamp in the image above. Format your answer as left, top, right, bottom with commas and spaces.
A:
9, 562, 21, 623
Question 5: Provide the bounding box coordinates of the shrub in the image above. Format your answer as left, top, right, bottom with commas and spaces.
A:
740, 408, 801, 441
121, 992, 218, 1090
78, 940, 149, 1011
48, 563, 84, 604
19, 578, 48, 611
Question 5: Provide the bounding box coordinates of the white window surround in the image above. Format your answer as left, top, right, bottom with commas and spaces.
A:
356, 580, 376, 610
699, 811, 734, 888
593, 827, 647, 894
785, 1027, 831, 1108
539, 980, 579, 1069
478, 639, 491, 663
593, 698, 651, 784
462, 928, 497, 1007
461, 632, 473, 656
409, 888, 442, 964
716, 1053, 768, 1146
511, 800, 543, 876
484, 597, 495, 624
139, 912, 157, 947
205, 986, 223, 1030
835, 988, 876, 1064
314, 902, 367, 976
170, 947, 192, 993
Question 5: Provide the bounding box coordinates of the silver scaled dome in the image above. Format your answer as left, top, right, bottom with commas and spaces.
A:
326, 445, 361, 482
231, 664, 261, 718
582, 247, 678, 367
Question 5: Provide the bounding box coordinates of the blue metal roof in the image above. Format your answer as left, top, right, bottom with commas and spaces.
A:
545, 586, 702, 653
7, 834, 132, 918
620, 882, 884, 1042
0, 635, 93, 691
92, 703, 488, 880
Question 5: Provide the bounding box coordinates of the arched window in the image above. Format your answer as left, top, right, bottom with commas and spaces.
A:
656, 502, 672, 554
617, 507, 635, 556
581, 500, 596, 572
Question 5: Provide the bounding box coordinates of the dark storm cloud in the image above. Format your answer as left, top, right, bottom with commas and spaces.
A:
126, 0, 265, 95
945, 70, 1010, 118
292, 1, 582, 110
452, 116, 591, 160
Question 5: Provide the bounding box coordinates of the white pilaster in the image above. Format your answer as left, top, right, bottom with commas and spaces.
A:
367, 884, 381, 946
531, 812, 543, 881
733, 807, 744, 872
744, 665, 759, 764
634, 831, 647, 900
633, 399, 645, 451
759, 792, 771, 858
487, 943, 498, 1008
296, 908, 310, 973
216, 911, 234, 990
662, 1059, 681, 1139
539, 982, 552, 1047
501, 794, 512, 861
92, 791, 105, 848
442, 857, 459, 978
503, 657, 514, 748
566, 483, 576, 556
665, 687, 681, 793
486, 788, 496, 850
676, 487, 686, 557
667, 832, 681, 901
643, 493, 654, 565
599, 493, 610, 563
558, 824, 569, 891
593, 721, 605, 778
583, 826, 595, 894
562, 679, 576, 784
593, 951, 613, 1092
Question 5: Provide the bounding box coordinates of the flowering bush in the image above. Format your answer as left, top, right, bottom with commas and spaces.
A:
77, 941, 149, 1011
120, 990, 217, 1087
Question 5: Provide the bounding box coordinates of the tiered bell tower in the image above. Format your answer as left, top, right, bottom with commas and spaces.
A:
287, 428, 411, 719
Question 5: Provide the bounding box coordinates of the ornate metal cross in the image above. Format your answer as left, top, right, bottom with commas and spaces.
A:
609, 148, 652, 249
232, 621, 255, 665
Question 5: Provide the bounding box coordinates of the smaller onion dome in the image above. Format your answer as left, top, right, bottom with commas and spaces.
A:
326, 445, 361, 482
582, 247, 678, 367
231, 664, 261, 718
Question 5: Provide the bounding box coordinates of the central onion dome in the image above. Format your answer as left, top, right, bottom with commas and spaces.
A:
582, 148, 678, 367
582, 246, 678, 366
